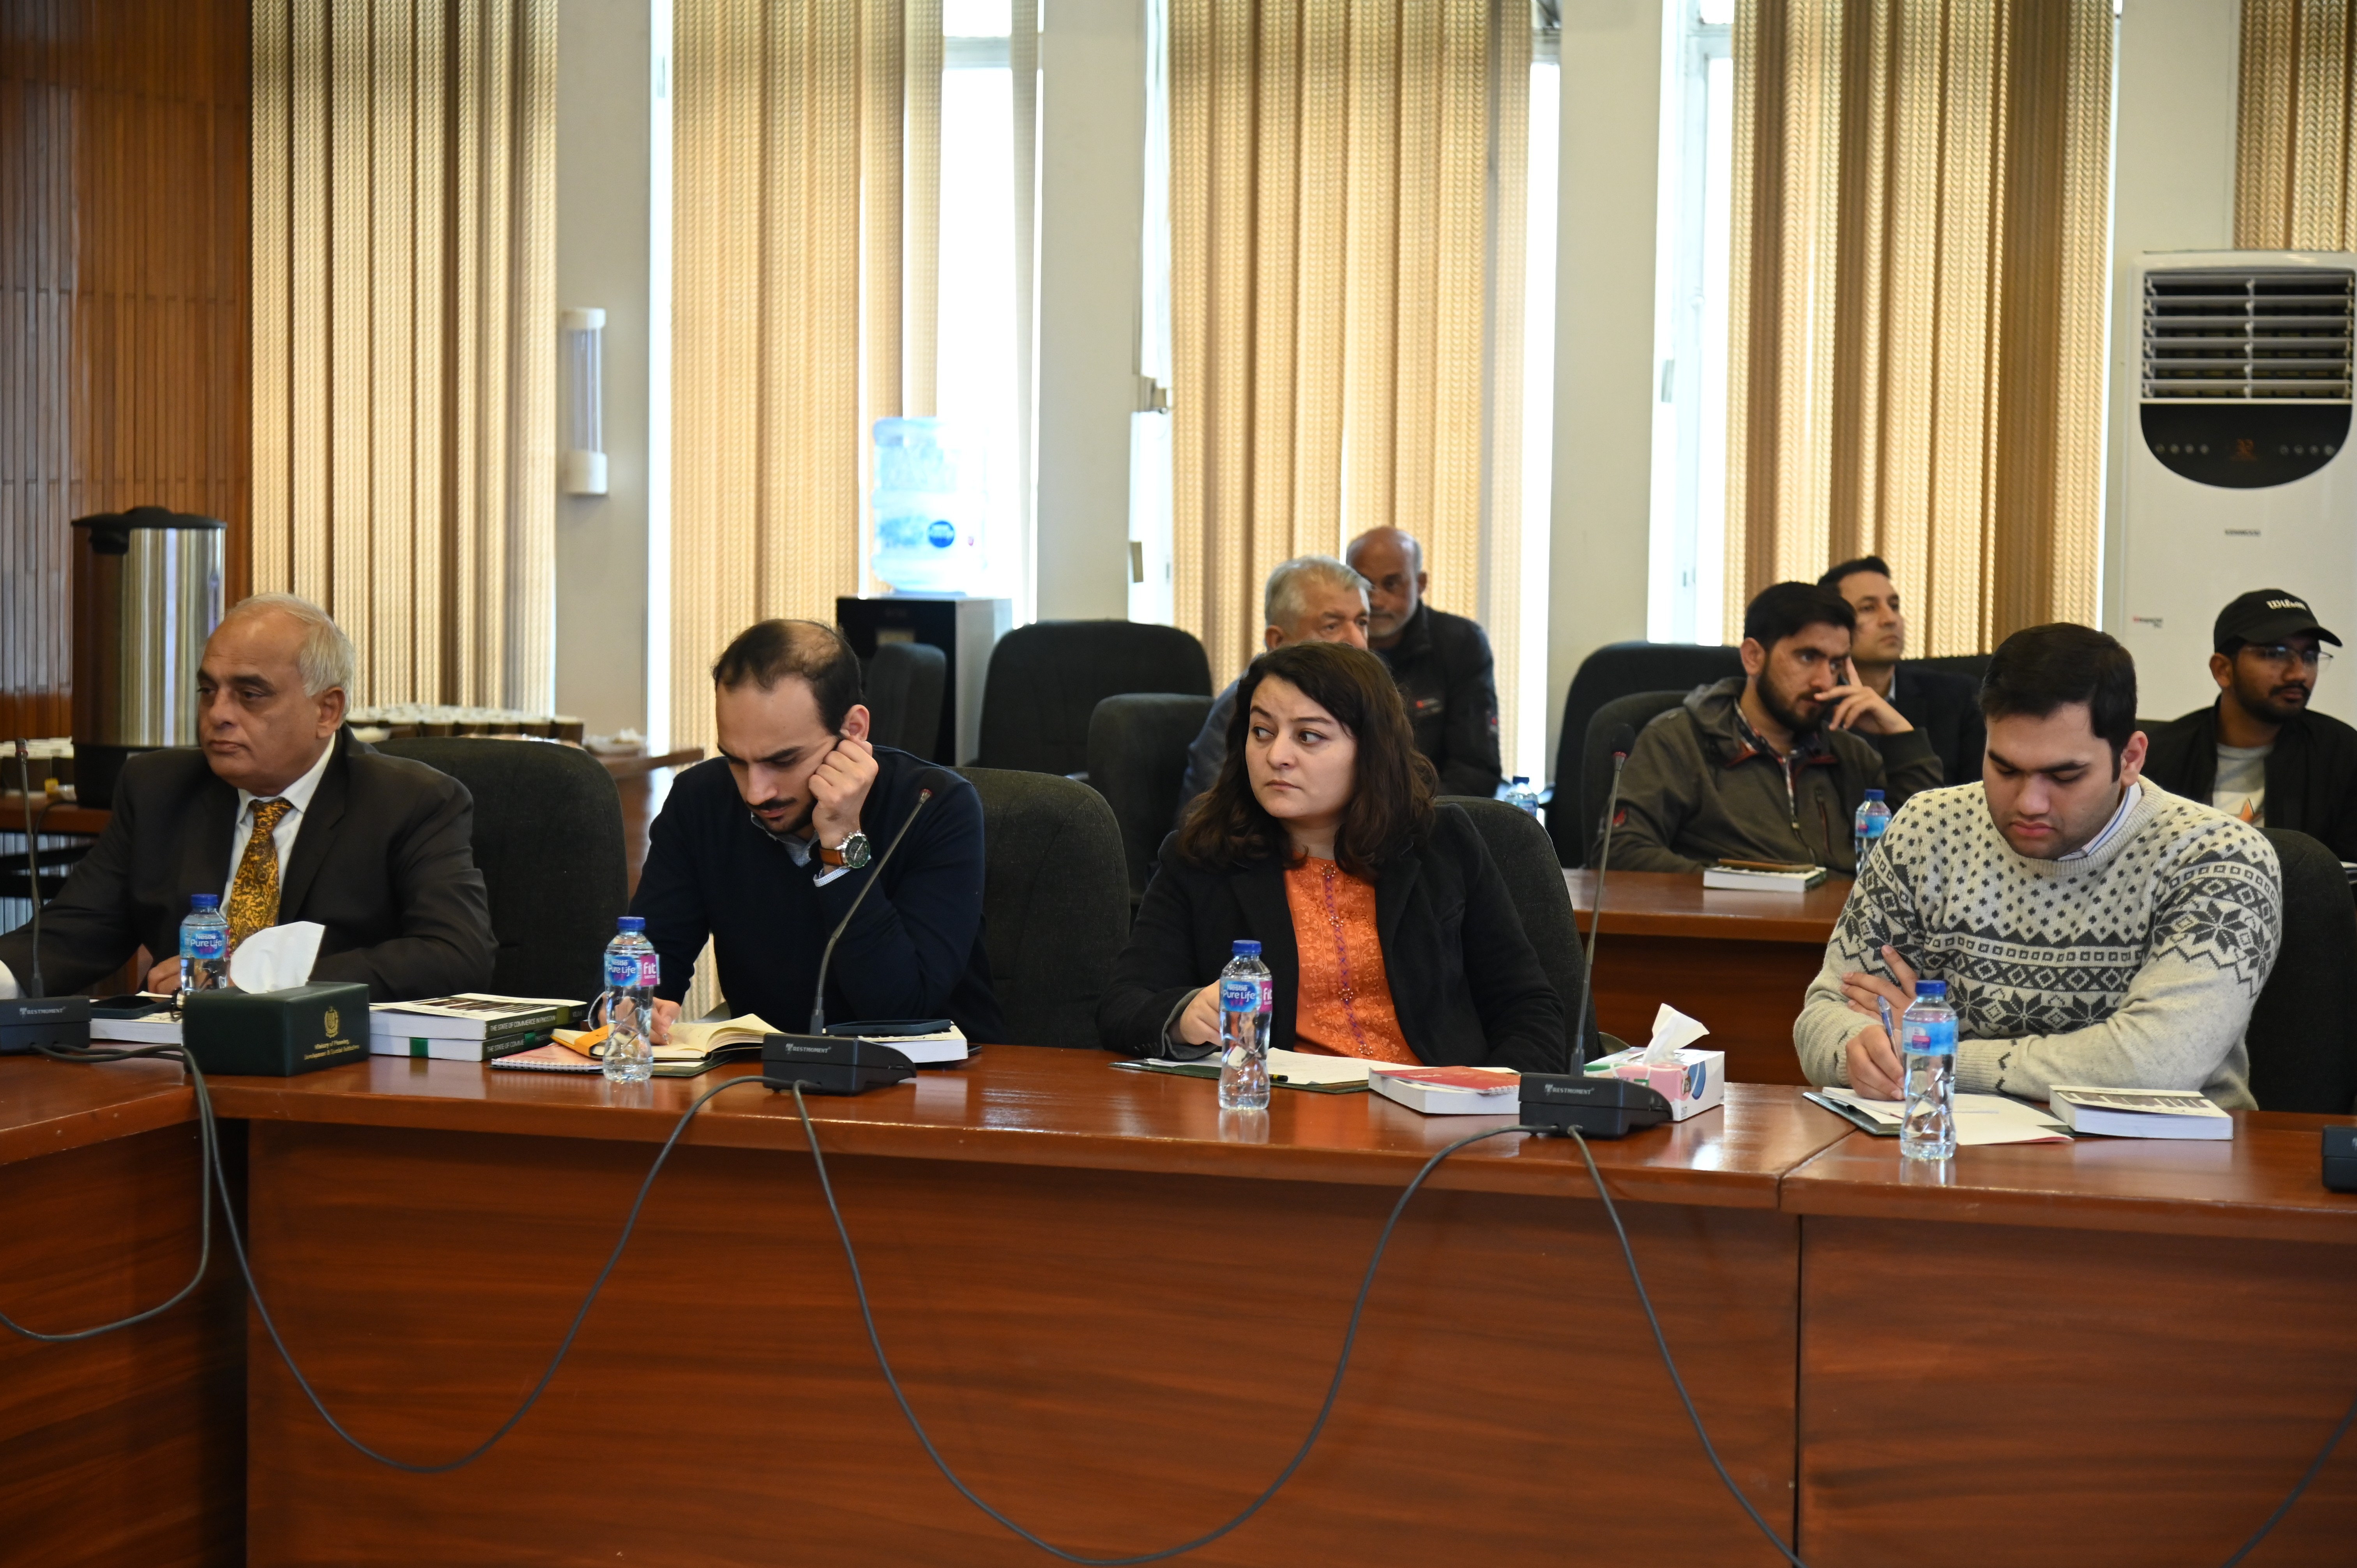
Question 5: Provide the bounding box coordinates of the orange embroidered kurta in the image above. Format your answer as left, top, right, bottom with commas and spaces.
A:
1283, 857, 1416, 1063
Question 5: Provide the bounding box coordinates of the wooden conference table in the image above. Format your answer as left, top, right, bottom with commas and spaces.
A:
1568, 868, 1848, 1086
9, 1047, 2357, 1566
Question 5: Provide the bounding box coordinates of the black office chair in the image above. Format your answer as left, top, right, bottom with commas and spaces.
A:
1547, 641, 1743, 864
972, 620, 1212, 775
959, 767, 1132, 1048
1444, 796, 1587, 1071
863, 641, 948, 759
1087, 693, 1215, 903
375, 737, 629, 1001
2246, 827, 2357, 1113
1578, 690, 1690, 864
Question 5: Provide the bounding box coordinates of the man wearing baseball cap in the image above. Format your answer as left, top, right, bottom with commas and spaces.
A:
2144, 589, 2357, 861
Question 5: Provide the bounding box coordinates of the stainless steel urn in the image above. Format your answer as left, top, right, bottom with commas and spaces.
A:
71, 507, 226, 807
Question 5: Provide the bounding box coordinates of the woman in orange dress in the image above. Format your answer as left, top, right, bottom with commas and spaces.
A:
1099, 641, 1566, 1072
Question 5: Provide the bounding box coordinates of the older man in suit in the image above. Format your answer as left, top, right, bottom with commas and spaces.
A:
0, 594, 495, 1002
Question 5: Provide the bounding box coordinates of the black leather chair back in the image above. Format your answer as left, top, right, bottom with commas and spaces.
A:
1088, 693, 1216, 901
1444, 796, 1585, 1071
974, 620, 1212, 774
2248, 827, 2357, 1112
864, 641, 948, 759
1548, 642, 1743, 864
959, 767, 1132, 1047
375, 738, 628, 1001
1580, 691, 1691, 865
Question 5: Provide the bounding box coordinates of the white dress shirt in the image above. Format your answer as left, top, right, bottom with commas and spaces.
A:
0, 740, 338, 1000
223, 739, 337, 900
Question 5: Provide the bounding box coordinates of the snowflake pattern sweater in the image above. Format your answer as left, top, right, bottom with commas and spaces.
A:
1793, 782, 2281, 1109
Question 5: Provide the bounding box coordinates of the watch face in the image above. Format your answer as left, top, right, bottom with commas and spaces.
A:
841, 832, 872, 869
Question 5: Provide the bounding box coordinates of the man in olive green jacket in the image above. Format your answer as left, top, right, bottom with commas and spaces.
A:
1599, 583, 1944, 875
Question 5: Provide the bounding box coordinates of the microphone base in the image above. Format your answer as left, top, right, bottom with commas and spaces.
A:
0, 994, 92, 1056
1518, 1072, 1672, 1139
761, 1034, 916, 1096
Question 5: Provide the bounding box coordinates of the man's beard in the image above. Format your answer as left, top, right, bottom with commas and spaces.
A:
750, 796, 813, 838
2232, 674, 2310, 726
1758, 675, 1822, 739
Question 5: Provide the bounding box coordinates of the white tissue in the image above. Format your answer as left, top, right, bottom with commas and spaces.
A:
1641, 1002, 1711, 1065
228, 921, 325, 993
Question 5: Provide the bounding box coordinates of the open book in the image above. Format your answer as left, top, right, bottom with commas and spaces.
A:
493, 1016, 969, 1076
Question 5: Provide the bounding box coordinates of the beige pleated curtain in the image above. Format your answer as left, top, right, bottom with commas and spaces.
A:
670, 0, 946, 759
1170, 0, 1531, 721
250, 0, 558, 709
1724, 0, 2112, 654
2238, 0, 2357, 248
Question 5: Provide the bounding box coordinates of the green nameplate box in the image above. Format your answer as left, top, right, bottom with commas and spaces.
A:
182, 983, 371, 1077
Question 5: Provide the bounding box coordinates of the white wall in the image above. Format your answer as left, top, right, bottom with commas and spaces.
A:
1546, 0, 1666, 778
553, 0, 656, 736
2101, 0, 2244, 632
1034, 0, 1148, 621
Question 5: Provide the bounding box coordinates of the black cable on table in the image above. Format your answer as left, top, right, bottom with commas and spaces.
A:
784, 1080, 1532, 1568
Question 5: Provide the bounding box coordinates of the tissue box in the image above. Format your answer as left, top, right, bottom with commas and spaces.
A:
182, 983, 371, 1077
1582, 1046, 1726, 1121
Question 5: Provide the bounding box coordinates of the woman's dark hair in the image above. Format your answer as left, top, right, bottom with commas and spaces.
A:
1981, 623, 2140, 769
1174, 640, 1436, 878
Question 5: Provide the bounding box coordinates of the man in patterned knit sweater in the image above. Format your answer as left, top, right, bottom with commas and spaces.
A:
1795, 623, 2281, 1109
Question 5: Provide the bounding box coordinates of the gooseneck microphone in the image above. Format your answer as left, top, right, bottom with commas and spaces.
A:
1576, 724, 1638, 1068
807, 767, 952, 1034
16, 740, 44, 1000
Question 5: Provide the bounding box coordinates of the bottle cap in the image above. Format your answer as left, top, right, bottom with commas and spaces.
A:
1512, 775, 1529, 785
1914, 979, 1947, 998
1864, 788, 1885, 801
189, 893, 220, 909
617, 916, 646, 934
1232, 939, 1262, 957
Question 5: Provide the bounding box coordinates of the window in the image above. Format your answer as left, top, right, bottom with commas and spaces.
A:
941, 1, 1028, 611
1515, 12, 1561, 783
1648, 0, 1735, 644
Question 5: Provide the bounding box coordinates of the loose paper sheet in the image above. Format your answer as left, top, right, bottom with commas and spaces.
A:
1820, 1088, 2071, 1146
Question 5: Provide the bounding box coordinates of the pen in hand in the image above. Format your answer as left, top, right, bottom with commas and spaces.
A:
1877, 995, 1897, 1067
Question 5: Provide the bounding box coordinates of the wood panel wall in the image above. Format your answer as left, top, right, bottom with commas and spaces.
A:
0, 0, 252, 742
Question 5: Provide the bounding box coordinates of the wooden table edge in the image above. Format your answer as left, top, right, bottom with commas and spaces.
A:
209, 1077, 1793, 1210
1777, 1157, 2357, 1245
0, 1083, 197, 1167
1570, 907, 1839, 944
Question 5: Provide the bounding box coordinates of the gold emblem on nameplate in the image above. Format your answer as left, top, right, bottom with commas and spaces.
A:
323, 1006, 341, 1037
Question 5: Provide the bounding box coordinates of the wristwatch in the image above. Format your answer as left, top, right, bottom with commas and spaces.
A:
818, 831, 872, 870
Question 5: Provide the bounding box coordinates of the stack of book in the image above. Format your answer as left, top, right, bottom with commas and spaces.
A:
369, 994, 581, 1062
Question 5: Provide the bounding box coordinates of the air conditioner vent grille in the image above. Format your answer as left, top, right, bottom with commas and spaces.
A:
2142, 270, 2354, 403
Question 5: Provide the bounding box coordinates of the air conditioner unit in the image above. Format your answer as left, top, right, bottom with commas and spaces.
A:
2115, 251, 2356, 724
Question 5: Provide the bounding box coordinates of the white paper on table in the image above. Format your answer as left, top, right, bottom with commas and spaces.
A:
227, 921, 325, 993
1266, 1048, 1372, 1086
1820, 1087, 2071, 1145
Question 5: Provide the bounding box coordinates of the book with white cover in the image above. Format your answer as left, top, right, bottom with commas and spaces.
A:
370, 993, 580, 1041
1366, 1064, 1523, 1116
1702, 862, 1827, 893
2046, 1086, 2233, 1140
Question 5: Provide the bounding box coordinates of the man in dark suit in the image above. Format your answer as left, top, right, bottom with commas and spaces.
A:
1346, 526, 1504, 798
631, 620, 1005, 1042
0, 594, 496, 1002
2143, 589, 2357, 860
1820, 556, 1986, 786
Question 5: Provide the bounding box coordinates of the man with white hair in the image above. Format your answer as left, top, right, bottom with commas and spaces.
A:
1175, 556, 1373, 824
0, 593, 495, 1002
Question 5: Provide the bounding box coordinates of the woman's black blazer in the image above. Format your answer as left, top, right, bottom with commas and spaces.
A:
1097, 803, 1567, 1074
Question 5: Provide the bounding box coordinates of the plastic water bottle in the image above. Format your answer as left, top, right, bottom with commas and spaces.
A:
870, 417, 984, 592
1853, 788, 1891, 868
1899, 980, 1958, 1162
1504, 776, 1541, 818
178, 894, 230, 994
1216, 939, 1274, 1111
599, 916, 659, 1085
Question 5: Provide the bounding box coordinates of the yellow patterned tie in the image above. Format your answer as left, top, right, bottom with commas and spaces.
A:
226, 798, 294, 951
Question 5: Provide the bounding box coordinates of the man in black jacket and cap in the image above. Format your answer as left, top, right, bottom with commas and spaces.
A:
2143, 589, 2357, 861
1346, 526, 1503, 799
1819, 555, 1986, 786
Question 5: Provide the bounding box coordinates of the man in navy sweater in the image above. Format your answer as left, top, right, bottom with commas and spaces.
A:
631, 620, 1005, 1042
